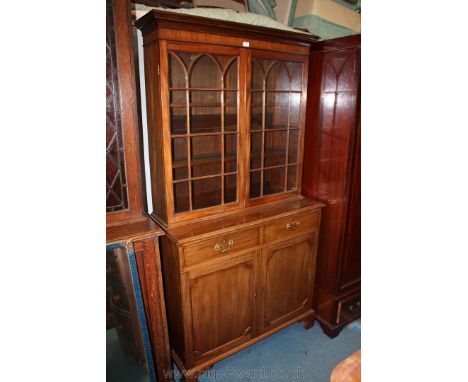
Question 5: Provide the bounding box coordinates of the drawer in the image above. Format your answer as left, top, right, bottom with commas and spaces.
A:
337, 293, 361, 324
183, 227, 260, 268
264, 210, 320, 242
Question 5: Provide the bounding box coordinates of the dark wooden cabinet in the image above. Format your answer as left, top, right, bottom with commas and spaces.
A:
106, 1, 172, 380
106, 0, 146, 226
107, 220, 173, 381
137, 11, 324, 381
302, 34, 361, 338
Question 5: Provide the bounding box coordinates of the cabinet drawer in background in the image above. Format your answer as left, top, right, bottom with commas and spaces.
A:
264, 210, 320, 243
183, 227, 260, 268
337, 293, 361, 324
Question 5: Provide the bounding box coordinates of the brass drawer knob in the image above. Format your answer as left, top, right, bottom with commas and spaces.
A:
286, 220, 301, 231
214, 239, 234, 253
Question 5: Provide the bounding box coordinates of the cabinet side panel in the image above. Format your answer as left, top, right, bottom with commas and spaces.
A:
143, 42, 167, 223
134, 238, 172, 381
160, 236, 185, 359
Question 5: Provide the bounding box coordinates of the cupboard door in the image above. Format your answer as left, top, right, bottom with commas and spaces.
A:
261, 236, 316, 332
188, 254, 257, 363
249, 51, 307, 200
166, 44, 241, 215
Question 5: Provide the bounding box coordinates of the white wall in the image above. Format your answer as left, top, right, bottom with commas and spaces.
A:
136, 28, 153, 214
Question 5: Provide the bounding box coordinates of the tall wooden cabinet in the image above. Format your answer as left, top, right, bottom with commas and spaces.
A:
106, 0, 172, 380
302, 34, 361, 338
137, 10, 324, 381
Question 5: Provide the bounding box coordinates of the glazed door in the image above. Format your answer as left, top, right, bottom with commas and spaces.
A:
163, 42, 244, 222
260, 235, 317, 333
188, 253, 257, 364
248, 50, 308, 201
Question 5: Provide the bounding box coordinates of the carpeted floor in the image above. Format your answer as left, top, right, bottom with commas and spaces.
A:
107, 320, 361, 382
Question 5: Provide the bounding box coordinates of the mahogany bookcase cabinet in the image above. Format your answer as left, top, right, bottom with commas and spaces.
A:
302, 34, 361, 338
137, 10, 324, 381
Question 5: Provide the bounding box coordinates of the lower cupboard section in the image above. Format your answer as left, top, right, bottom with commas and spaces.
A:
160, 207, 321, 376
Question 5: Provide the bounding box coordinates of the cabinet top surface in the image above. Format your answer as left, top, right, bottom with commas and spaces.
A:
106, 218, 164, 244
135, 9, 319, 45
163, 196, 324, 243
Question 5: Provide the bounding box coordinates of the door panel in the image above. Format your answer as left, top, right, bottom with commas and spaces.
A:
262, 236, 316, 331
189, 256, 256, 361
165, 44, 242, 215
248, 51, 307, 200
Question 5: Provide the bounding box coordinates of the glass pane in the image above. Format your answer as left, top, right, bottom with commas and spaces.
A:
224, 58, 238, 90
190, 55, 221, 89
225, 90, 237, 106
250, 132, 262, 170
266, 62, 290, 91
170, 107, 186, 135
190, 91, 221, 106
170, 90, 186, 105
192, 177, 221, 210
266, 92, 289, 129
224, 174, 237, 204
106, 2, 128, 212
263, 167, 286, 196
225, 134, 237, 173
191, 135, 221, 177
290, 92, 301, 129
288, 130, 300, 164
287, 62, 303, 91
264, 130, 287, 167
190, 106, 221, 134
251, 91, 262, 106
174, 181, 190, 213
250, 171, 261, 198
172, 138, 188, 180
169, 53, 187, 88
225, 106, 237, 132
251, 59, 265, 90
250, 105, 263, 131
287, 165, 297, 190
